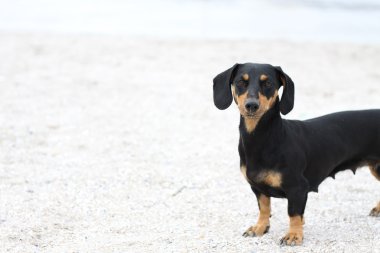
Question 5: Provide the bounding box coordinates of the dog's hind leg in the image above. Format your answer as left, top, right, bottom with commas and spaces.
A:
370, 202, 380, 217
369, 163, 380, 181
369, 163, 380, 217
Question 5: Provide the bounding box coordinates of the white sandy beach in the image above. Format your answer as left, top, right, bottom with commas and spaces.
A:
0, 33, 380, 252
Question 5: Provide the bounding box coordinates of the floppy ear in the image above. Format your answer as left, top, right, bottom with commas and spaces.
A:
213, 64, 239, 110
275, 66, 294, 115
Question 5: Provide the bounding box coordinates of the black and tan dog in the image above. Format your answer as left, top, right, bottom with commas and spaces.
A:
213, 63, 380, 246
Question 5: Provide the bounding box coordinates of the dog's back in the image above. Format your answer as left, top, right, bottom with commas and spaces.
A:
286, 109, 380, 189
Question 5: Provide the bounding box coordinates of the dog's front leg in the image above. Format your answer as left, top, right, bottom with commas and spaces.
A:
280, 185, 308, 246
243, 187, 271, 237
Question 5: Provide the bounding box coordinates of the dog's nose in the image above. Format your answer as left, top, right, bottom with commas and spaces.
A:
245, 99, 259, 112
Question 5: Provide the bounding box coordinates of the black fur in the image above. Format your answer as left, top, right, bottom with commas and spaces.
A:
274, 66, 294, 115
213, 63, 239, 110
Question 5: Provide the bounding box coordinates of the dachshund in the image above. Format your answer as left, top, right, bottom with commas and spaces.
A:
213, 63, 380, 246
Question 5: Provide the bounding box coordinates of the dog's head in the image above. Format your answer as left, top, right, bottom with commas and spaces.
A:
213, 63, 294, 119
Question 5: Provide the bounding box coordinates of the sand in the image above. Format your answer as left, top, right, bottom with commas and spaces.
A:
0, 33, 380, 252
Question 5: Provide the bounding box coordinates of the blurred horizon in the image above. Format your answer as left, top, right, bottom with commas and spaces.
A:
0, 0, 380, 43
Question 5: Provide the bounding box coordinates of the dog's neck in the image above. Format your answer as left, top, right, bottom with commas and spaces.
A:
239, 103, 283, 150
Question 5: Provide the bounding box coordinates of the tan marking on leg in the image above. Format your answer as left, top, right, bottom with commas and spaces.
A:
260, 74, 268, 81
240, 165, 249, 182
242, 73, 249, 81
370, 202, 380, 217
369, 165, 380, 180
243, 195, 271, 237
369, 164, 380, 216
281, 215, 303, 246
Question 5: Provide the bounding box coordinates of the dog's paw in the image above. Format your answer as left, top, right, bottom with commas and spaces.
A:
242, 224, 270, 237
369, 206, 380, 217
280, 231, 303, 246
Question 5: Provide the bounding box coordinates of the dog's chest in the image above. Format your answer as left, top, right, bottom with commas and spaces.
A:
241, 165, 283, 190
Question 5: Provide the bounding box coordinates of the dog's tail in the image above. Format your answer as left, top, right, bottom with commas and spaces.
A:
369, 164, 380, 181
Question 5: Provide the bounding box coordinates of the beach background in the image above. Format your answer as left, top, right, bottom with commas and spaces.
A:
0, 0, 380, 252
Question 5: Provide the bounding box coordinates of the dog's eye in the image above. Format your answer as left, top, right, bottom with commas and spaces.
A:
263, 81, 271, 88
237, 80, 247, 87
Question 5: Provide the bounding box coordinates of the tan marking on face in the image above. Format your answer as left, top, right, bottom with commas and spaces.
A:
240, 165, 249, 182
242, 73, 249, 81
243, 194, 271, 236
369, 165, 380, 181
243, 90, 278, 134
260, 74, 268, 81
257, 170, 282, 188
281, 215, 304, 245
236, 90, 248, 114
259, 90, 278, 111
